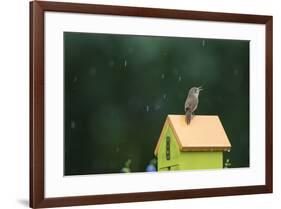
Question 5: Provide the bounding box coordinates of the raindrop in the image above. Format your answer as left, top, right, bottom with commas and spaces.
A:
161, 73, 165, 79
124, 60, 127, 68
73, 76, 78, 83
146, 105, 150, 112
154, 104, 161, 111
89, 67, 96, 76
109, 60, 115, 68
71, 120, 76, 129
202, 40, 206, 48
163, 94, 167, 100
233, 69, 239, 75
178, 76, 182, 82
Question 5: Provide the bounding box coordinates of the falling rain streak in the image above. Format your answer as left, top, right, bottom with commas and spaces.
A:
146, 105, 150, 112
89, 67, 96, 76
178, 76, 182, 82
124, 60, 127, 68
71, 120, 76, 129
202, 40, 206, 48
154, 104, 161, 111
109, 60, 115, 68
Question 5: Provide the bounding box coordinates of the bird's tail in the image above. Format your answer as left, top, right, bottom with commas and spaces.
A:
185, 111, 192, 124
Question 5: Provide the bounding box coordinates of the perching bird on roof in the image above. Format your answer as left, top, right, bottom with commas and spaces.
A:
184, 86, 203, 124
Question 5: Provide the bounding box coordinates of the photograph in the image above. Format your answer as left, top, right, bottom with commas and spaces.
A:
63, 32, 249, 175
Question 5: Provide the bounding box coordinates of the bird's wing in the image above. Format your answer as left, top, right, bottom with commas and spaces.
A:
185, 95, 197, 112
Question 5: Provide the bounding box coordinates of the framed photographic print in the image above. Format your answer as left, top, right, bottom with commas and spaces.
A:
30, 1, 273, 208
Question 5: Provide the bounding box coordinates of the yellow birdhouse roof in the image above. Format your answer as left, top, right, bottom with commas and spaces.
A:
154, 115, 231, 155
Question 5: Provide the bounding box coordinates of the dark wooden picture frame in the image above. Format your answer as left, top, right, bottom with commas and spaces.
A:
30, 1, 273, 208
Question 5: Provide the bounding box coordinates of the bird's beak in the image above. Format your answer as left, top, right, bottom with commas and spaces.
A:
198, 86, 203, 91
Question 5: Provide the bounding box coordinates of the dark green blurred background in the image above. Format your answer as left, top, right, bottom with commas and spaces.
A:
64, 32, 249, 175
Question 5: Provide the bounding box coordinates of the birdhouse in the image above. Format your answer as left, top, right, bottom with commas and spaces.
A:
154, 115, 231, 171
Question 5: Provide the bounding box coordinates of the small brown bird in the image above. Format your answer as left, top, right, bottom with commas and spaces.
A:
184, 86, 203, 124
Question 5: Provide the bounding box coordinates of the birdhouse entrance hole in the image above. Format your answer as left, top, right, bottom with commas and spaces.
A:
166, 136, 171, 160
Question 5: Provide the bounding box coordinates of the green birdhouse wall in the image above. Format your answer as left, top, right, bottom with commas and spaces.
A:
154, 115, 231, 171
